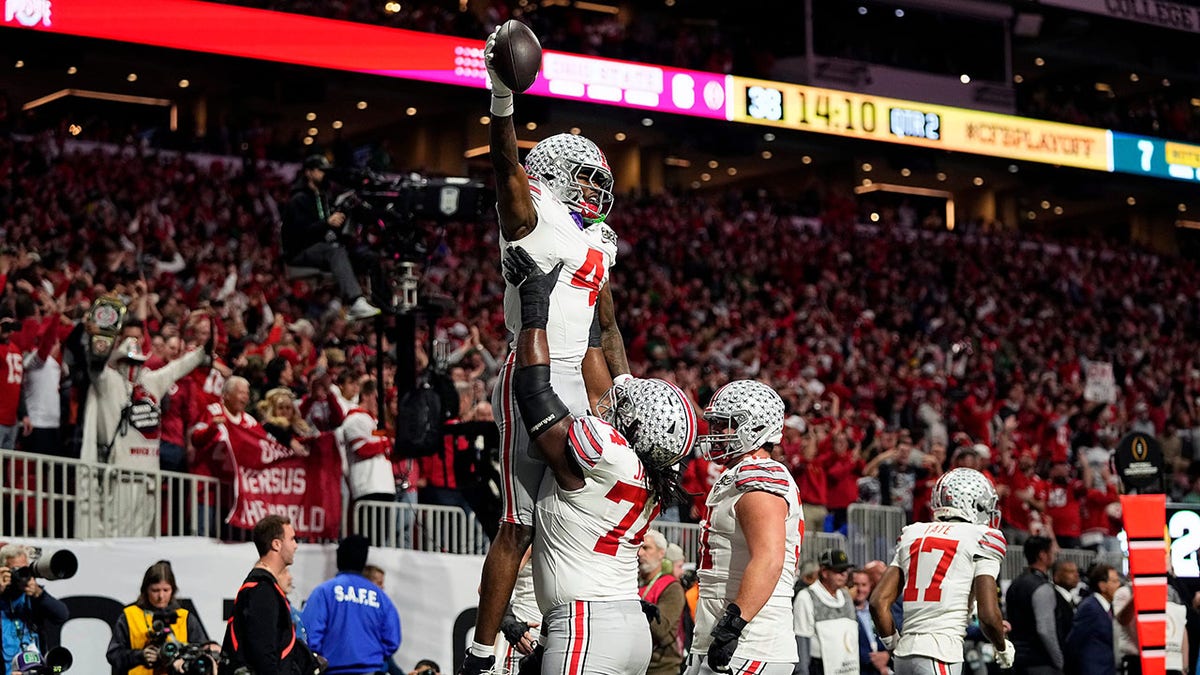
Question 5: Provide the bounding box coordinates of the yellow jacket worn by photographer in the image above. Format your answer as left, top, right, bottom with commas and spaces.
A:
124, 605, 190, 675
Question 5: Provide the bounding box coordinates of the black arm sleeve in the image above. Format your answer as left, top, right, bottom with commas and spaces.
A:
513, 365, 570, 438
281, 191, 328, 257
33, 590, 69, 628
186, 610, 210, 644
106, 612, 147, 672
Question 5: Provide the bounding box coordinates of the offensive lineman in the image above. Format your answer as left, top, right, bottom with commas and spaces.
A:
688, 380, 804, 675
461, 23, 631, 675
501, 245, 696, 674
869, 468, 1015, 674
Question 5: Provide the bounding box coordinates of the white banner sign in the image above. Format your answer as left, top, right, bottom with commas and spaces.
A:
1084, 360, 1117, 404
1040, 0, 1200, 34
7, 538, 484, 675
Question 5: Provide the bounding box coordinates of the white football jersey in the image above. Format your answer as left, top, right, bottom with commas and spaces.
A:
889, 521, 1006, 663
501, 177, 618, 366
692, 456, 804, 662
532, 416, 655, 613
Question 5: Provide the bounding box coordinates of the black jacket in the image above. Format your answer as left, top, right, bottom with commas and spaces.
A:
220, 568, 320, 675
1007, 568, 1055, 668
281, 184, 332, 258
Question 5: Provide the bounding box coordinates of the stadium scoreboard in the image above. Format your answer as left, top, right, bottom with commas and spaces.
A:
9, 0, 1200, 184
1112, 133, 1200, 183
733, 77, 1110, 171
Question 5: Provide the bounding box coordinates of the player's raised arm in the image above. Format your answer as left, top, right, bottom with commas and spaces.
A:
504, 246, 584, 491
485, 27, 537, 242
596, 281, 629, 378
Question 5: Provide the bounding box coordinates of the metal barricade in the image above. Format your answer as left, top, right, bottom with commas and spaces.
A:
1003, 545, 1097, 582
847, 503, 906, 564
353, 500, 489, 554
657, 521, 703, 563
802, 531, 848, 564
2, 449, 259, 541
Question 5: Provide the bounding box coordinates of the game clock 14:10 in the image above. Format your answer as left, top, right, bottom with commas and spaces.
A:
745, 85, 940, 143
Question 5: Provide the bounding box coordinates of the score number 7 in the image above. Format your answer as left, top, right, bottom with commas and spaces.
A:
1138, 139, 1155, 172
903, 536, 960, 602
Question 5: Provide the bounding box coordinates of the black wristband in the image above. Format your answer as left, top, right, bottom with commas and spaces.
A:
513, 365, 570, 438
519, 285, 551, 330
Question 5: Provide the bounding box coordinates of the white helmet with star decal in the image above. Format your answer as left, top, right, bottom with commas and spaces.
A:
597, 378, 697, 470
931, 468, 1000, 527
525, 133, 614, 224
698, 380, 785, 463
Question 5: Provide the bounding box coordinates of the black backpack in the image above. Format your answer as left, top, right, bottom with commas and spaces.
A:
394, 369, 457, 457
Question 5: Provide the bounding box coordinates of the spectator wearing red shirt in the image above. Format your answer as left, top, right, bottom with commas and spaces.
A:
681, 450, 722, 523
0, 314, 24, 450
955, 381, 995, 447
1002, 449, 1047, 546
1080, 461, 1121, 554
825, 430, 865, 531
1043, 461, 1086, 549
780, 415, 828, 532
188, 375, 256, 536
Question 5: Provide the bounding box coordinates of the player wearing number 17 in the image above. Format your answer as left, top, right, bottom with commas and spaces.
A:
460, 18, 631, 675
869, 468, 1014, 675
500, 246, 696, 674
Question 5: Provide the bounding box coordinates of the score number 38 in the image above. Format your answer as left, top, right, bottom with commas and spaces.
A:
746, 86, 878, 133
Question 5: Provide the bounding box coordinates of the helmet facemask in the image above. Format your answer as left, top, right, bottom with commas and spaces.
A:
698, 411, 756, 463
525, 133, 614, 224
598, 378, 696, 470
697, 380, 784, 464
598, 381, 639, 443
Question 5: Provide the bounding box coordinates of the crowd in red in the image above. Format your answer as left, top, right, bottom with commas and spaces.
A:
2, 132, 1197, 551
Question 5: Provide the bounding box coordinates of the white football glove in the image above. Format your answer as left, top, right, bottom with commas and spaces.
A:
879, 633, 898, 651
994, 639, 1015, 669
483, 27, 513, 116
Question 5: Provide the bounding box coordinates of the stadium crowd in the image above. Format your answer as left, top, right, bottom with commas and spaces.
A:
0, 129, 1195, 552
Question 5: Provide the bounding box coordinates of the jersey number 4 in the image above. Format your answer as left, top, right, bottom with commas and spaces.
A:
903, 536, 959, 602
593, 481, 651, 556
570, 248, 605, 307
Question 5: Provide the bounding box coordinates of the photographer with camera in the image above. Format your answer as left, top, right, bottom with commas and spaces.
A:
0, 545, 69, 671
281, 155, 380, 322
106, 561, 215, 675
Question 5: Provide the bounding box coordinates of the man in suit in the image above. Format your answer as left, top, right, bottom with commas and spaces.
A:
1051, 560, 1079, 660
850, 569, 889, 674
1065, 563, 1121, 675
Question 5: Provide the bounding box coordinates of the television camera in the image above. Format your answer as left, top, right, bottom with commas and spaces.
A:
331, 168, 489, 264
145, 611, 227, 675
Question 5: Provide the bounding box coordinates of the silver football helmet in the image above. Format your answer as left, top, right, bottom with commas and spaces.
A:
524, 133, 614, 223
698, 380, 785, 463
931, 468, 1000, 528
597, 378, 697, 470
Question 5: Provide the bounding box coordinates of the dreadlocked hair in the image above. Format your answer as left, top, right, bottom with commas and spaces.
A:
644, 462, 691, 511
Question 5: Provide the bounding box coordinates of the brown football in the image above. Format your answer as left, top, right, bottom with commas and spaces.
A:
492, 20, 542, 93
